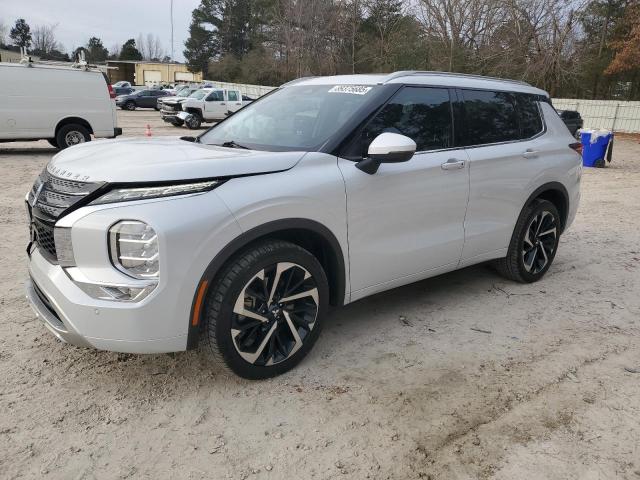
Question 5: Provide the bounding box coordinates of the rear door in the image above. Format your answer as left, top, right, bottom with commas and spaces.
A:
227, 90, 243, 111
339, 86, 470, 298
460, 89, 546, 263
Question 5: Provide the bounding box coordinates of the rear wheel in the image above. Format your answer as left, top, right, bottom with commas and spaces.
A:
496, 199, 560, 283
203, 240, 329, 379
56, 124, 91, 149
125, 101, 136, 111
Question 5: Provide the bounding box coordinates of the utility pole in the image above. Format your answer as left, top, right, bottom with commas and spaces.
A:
170, 0, 174, 62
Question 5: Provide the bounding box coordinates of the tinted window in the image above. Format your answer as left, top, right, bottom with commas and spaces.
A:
206, 90, 224, 101
228, 91, 239, 101
363, 87, 452, 152
462, 90, 519, 145
516, 94, 543, 139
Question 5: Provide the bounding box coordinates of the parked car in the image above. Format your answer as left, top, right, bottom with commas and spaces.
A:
172, 87, 252, 128
0, 61, 121, 149
115, 89, 171, 110
25, 71, 581, 379
113, 86, 135, 96
112, 80, 132, 88
557, 110, 584, 136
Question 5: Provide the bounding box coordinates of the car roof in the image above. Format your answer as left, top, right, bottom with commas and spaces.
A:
285, 71, 548, 97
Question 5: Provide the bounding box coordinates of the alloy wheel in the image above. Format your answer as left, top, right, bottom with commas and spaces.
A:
522, 210, 557, 274
231, 262, 319, 366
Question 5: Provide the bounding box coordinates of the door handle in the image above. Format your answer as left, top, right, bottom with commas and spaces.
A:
441, 159, 465, 170
220, 102, 226, 106
522, 149, 540, 159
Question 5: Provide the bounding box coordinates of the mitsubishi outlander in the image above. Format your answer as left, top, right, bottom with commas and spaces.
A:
25, 72, 582, 379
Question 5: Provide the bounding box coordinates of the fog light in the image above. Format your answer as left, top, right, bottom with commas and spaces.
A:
109, 221, 159, 279
76, 282, 156, 302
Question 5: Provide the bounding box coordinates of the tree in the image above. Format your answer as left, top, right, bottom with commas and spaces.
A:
137, 33, 166, 61
0, 21, 7, 46
606, 3, 640, 75
10, 18, 32, 49
184, 1, 219, 77
119, 38, 143, 61
31, 23, 59, 57
85, 37, 108, 63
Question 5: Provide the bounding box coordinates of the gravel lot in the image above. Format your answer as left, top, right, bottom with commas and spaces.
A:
1, 110, 639, 479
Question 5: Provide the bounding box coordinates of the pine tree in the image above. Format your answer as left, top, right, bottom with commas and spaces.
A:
119, 39, 143, 61
86, 37, 108, 63
10, 18, 32, 49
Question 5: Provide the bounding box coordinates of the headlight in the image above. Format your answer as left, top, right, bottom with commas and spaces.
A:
109, 221, 159, 279
90, 180, 219, 205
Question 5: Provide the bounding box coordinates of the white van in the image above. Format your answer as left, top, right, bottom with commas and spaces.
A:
0, 62, 121, 149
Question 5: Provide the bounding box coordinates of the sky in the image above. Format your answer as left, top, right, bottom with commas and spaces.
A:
1, 0, 201, 61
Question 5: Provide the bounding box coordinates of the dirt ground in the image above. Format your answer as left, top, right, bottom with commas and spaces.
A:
1, 110, 639, 480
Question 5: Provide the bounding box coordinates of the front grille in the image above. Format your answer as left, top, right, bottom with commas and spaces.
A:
33, 218, 57, 260
27, 168, 103, 262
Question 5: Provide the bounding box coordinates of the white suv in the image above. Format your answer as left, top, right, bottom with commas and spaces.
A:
25, 72, 582, 378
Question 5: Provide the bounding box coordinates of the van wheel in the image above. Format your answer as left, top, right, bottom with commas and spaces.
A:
186, 113, 202, 129
47, 138, 59, 149
203, 240, 329, 379
125, 101, 136, 111
496, 199, 560, 283
56, 124, 91, 149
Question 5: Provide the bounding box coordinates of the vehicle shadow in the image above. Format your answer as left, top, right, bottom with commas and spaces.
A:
0, 147, 58, 155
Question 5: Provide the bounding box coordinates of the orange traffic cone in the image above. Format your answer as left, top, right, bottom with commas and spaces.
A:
145, 124, 152, 137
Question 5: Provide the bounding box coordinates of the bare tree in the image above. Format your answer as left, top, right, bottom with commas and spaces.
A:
0, 21, 7, 46
32, 23, 60, 55
137, 33, 165, 61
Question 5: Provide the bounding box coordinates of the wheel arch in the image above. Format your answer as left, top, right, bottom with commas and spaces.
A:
55, 117, 94, 136
187, 218, 347, 349
524, 182, 570, 233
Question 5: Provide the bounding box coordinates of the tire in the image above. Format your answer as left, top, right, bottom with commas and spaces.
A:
495, 199, 560, 283
47, 138, 59, 149
174, 119, 184, 127
186, 112, 202, 129
203, 240, 329, 379
55, 124, 91, 149
125, 101, 136, 111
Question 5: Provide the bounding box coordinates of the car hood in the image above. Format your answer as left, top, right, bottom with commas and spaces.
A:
47, 137, 306, 183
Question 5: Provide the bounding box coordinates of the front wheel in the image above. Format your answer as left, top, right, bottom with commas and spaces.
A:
186, 113, 202, 129
203, 240, 329, 379
125, 101, 136, 111
496, 199, 560, 283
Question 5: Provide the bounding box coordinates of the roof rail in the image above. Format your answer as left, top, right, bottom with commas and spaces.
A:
381, 70, 531, 87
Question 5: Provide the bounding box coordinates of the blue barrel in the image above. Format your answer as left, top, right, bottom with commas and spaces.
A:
581, 131, 613, 168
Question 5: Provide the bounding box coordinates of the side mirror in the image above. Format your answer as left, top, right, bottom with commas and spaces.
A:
356, 132, 416, 174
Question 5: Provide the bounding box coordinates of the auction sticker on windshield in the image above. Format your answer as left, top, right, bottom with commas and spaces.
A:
328, 85, 372, 95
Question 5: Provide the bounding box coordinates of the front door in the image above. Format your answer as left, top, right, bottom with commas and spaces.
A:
339, 86, 470, 298
204, 90, 227, 119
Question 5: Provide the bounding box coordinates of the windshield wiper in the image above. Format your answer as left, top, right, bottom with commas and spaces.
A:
219, 140, 250, 150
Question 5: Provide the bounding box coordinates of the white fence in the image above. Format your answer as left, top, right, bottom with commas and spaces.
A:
202, 80, 276, 99
552, 98, 640, 133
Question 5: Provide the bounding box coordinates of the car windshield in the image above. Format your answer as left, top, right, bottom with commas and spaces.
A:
189, 90, 208, 100
199, 84, 379, 151
177, 88, 194, 97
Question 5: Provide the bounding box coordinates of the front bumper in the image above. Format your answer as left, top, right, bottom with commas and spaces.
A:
24, 190, 243, 354
26, 248, 187, 353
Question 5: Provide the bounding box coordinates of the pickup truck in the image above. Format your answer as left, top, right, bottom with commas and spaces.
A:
161, 87, 253, 129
